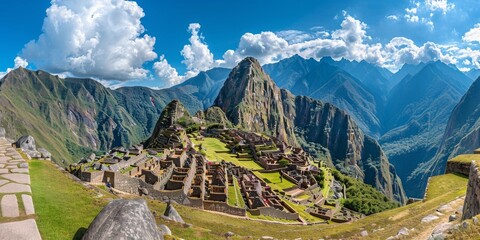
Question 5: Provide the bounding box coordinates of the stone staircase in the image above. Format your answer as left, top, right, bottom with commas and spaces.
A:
0, 128, 41, 240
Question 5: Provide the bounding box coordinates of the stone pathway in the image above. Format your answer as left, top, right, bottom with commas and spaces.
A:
0, 137, 41, 240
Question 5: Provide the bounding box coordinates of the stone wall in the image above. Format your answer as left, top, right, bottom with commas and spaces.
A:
79, 171, 104, 183
462, 161, 480, 220
445, 160, 472, 176
203, 200, 246, 216
249, 207, 299, 220
110, 172, 141, 195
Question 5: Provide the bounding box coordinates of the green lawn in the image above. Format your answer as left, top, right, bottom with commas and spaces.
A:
253, 171, 296, 191
29, 160, 113, 240
425, 173, 468, 200
227, 176, 246, 208
190, 137, 263, 170
320, 167, 333, 197
448, 154, 480, 164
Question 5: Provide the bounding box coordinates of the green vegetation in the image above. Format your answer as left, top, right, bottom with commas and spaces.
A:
332, 170, 399, 215
253, 171, 296, 191
425, 173, 468, 200
29, 160, 112, 240
190, 137, 263, 170
448, 154, 480, 164
227, 177, 246, 208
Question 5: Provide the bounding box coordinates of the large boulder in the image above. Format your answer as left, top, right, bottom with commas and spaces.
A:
15, 136, 36, 151
0, 127, 5, 138
163, 201, 184, 224
82, 199, 162, 240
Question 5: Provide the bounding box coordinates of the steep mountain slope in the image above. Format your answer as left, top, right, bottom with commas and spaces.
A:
388, 63, 426, 89
264, 56, 382, 138
214, 57, 297, 146
263, 54, 319, 89
170, 67, 230, 109
0, 68, 204, 164
215, 57, 406, 203
380, 62, 471, 197
422, 76, 480, 180
465, 69, 480, 81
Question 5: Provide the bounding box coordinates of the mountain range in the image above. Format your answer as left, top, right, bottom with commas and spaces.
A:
0, 54, 476, 199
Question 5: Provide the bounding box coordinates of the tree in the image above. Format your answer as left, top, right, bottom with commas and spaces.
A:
279, 159, 289, 168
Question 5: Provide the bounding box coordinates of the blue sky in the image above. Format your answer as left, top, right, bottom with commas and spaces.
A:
1, 0, 480, 88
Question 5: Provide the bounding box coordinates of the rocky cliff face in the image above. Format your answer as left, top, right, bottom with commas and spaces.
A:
215, 57, 406, 204
283, 92, 406, 203
214, 57, 297, 145
421, 76, 480, 184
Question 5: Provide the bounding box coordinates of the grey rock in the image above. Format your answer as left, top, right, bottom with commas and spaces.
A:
15, 136, 36, 151
37, 148, 51, 159
473, 216, 478, 225
82, 199, 162, 240
88, 153, 96, 162
225, 231, 235, 237
429, 233, 445, 240
462, 221, 470, 229
397, 227, 409, 236
19, 163, 28, 168
360, 230, 368, 237
449, 214, 457, 222
432, 223, 452, 234
163, 202, 184, 224
0, 128, 5, 138
159, 224, 171, 236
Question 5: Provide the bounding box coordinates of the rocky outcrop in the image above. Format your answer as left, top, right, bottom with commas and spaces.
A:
144, 100, 191, 148
204, 106, 232, 128
214, 57, 406, 204
82, 199, 162, 240
14, 135, 51, 160
163, 201, 184, 224
462, 161, 480, 220
15, 135, 36, 151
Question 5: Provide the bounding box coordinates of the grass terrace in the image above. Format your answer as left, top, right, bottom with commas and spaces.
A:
190, 137, 263, 170
448, 154, 480, 164
227, 176, 246, 208
253, 171, 296, 191
29, 160, 113, 240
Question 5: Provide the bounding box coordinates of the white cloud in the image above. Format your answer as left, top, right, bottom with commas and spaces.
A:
181, 23, 215, 78
153, 55, 183, 86
463, 24, 480, 43
402, 0, 454, 30
21, 0, 157, 81
425, 0, 455, 14
0, 57, 29, 79
387, 15, 399, 21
